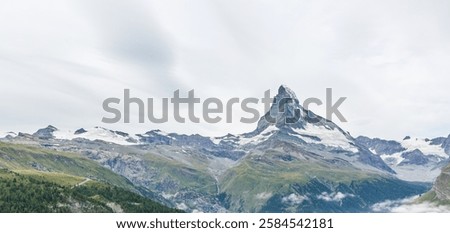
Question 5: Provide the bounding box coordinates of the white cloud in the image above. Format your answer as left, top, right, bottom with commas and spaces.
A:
371, 196, 417, 212
317, 192, 354, 202
282, 193, 308, 205
371, 196, 450, 213
391, 203, 450, 213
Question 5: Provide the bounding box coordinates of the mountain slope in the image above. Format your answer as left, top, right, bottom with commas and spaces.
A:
0, 142, 179, 212
418, 163, 450, 206
218, 134, 427, 212
0, 169, 180, 213
0, 141, 135, 190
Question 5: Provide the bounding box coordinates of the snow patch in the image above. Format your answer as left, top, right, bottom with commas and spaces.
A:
238, 125, 279, 145
176, 203, 189, 211
292, 124, 358, 153
146, 130, 177, 140
210, 138, 221, 145
380, 152, 405, 166
161, 192, 177, 200
53, 127, 137, 145
0, 131, 16, 138
401, 138, 448, 158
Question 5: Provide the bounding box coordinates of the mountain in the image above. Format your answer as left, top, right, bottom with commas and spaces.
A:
0, 142, 178, 212
231, 85, 394, 173
214, 85, 425, 212
356, 135, 450, 182
0, 131, 17, 139
0, 85, 432, 212
53, 126, 138, 145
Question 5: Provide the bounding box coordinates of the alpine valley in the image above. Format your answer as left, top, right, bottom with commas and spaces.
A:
1, 85, 449, 213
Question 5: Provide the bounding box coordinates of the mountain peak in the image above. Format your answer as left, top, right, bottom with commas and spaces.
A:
74, 128, 87, 135
32, 125, 58, 139
253, 85, 305, 134
277, 85, 298, 100
46, 125, 58, 131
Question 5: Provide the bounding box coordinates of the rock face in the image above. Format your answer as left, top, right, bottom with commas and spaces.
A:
444, 135, 450, 155
32, 125, 58, 140
399, 149, 429, 166
74, 128, 87, 135
419, 163, 450, 204
433, 166, 450, 201
356, 136, 405, 155
255, 85, 306, 131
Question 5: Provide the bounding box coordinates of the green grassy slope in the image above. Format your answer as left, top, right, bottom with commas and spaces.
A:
141, 152, 218, 195
219, 151, 428, 212
0, 142, 180, 213
0, 142, 134, 190
0, 169, 180, 213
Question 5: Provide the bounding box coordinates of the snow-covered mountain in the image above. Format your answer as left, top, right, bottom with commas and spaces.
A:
6, 125, 139, 145
356, 135, 450, 182
53, 127, 138, 145
0, 131, 17, 139
214, 85, 394, 174
0, 85, 441, 212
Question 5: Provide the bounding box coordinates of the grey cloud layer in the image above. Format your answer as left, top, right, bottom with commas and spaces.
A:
0, 0, 449, 138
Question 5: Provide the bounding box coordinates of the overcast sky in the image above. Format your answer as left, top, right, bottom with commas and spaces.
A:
0, 0, 449, 140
